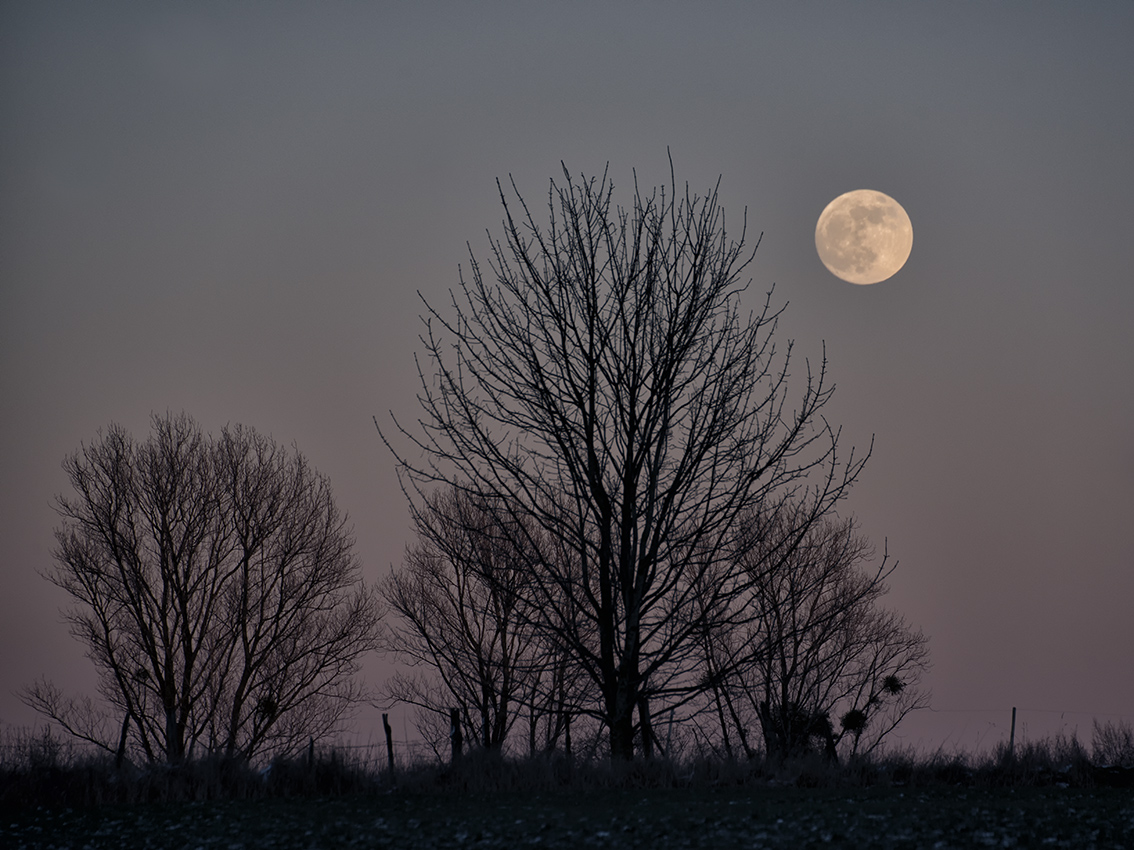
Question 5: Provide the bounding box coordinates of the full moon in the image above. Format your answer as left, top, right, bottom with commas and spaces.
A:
815, 190, 913, 284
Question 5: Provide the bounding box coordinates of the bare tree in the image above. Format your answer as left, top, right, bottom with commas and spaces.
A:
384, 485, 595, 757
23, 413, 380, 764
708, 501, 929, 761
517, 626, 592, 758
381, 485, 540, 752
382, 161, 867, 760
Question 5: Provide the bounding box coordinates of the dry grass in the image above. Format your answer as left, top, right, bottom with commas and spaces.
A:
3, 720, 1132, 810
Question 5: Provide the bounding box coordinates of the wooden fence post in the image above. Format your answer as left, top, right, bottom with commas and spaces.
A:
383, 713, 395, 774
1008, 707, 1017, 760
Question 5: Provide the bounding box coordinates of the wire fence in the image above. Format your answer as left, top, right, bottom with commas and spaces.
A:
0, 726, 444, 771
888, 706, 1134, 756
314, 738, 442, 769
4, 707, 1132, 767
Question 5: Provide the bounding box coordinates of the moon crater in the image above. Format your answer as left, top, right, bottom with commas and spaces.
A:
815, 190, 913, 284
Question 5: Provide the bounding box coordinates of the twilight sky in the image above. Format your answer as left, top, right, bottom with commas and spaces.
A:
2, 1, 1132, 754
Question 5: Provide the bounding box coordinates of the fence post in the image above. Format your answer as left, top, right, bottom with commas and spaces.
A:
450, 708, 463, 764
383, 713, 395, 774
1008, 707, 1017, 760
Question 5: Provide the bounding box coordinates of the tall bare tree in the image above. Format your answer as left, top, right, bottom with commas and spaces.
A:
383, 162, 867, 760
24, 413, 380, 764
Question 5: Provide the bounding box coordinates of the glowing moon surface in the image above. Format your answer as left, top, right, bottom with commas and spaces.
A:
815, 190, 913, 284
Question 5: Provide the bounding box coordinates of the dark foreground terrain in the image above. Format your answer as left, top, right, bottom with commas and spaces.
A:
4, 786, 1132, 849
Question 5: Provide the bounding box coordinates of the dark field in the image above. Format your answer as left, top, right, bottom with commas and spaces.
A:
4, 786, 1133, 849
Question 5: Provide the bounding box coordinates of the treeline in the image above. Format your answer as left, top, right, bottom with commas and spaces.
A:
377, 163, 926, 764
26, 162, 930, 771
382, 485, 927, 765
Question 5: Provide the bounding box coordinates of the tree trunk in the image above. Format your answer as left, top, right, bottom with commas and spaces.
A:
610, 713, 635, 761
712, 683, 734, 760
638, 693, 655, 759
758, 699, 785, 760
449, 708, 463, 763
115, 713, 130, 769
164, 706, 183, 763
607, 669, 638, 761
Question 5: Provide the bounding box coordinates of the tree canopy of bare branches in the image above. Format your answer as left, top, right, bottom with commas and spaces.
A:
381, 485, 540, 752
382, 162, 868, 760
24, 412, 380, 764
700, 502, 930, 761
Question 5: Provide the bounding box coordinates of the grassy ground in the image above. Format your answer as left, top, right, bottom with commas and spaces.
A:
4, 786, 1133, 849
4, 723, 1133, 847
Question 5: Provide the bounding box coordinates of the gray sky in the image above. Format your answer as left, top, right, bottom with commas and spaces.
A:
3, 1, 1132, 753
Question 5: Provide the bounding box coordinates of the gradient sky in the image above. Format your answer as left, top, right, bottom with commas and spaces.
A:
3, 2, 1132, 755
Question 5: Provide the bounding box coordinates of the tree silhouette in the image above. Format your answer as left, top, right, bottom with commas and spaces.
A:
381, 485, 538, 752
383, 161, 867, 760
697, 501, 929, 761
384, 485, 594, 757
24, 412, 380, 764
